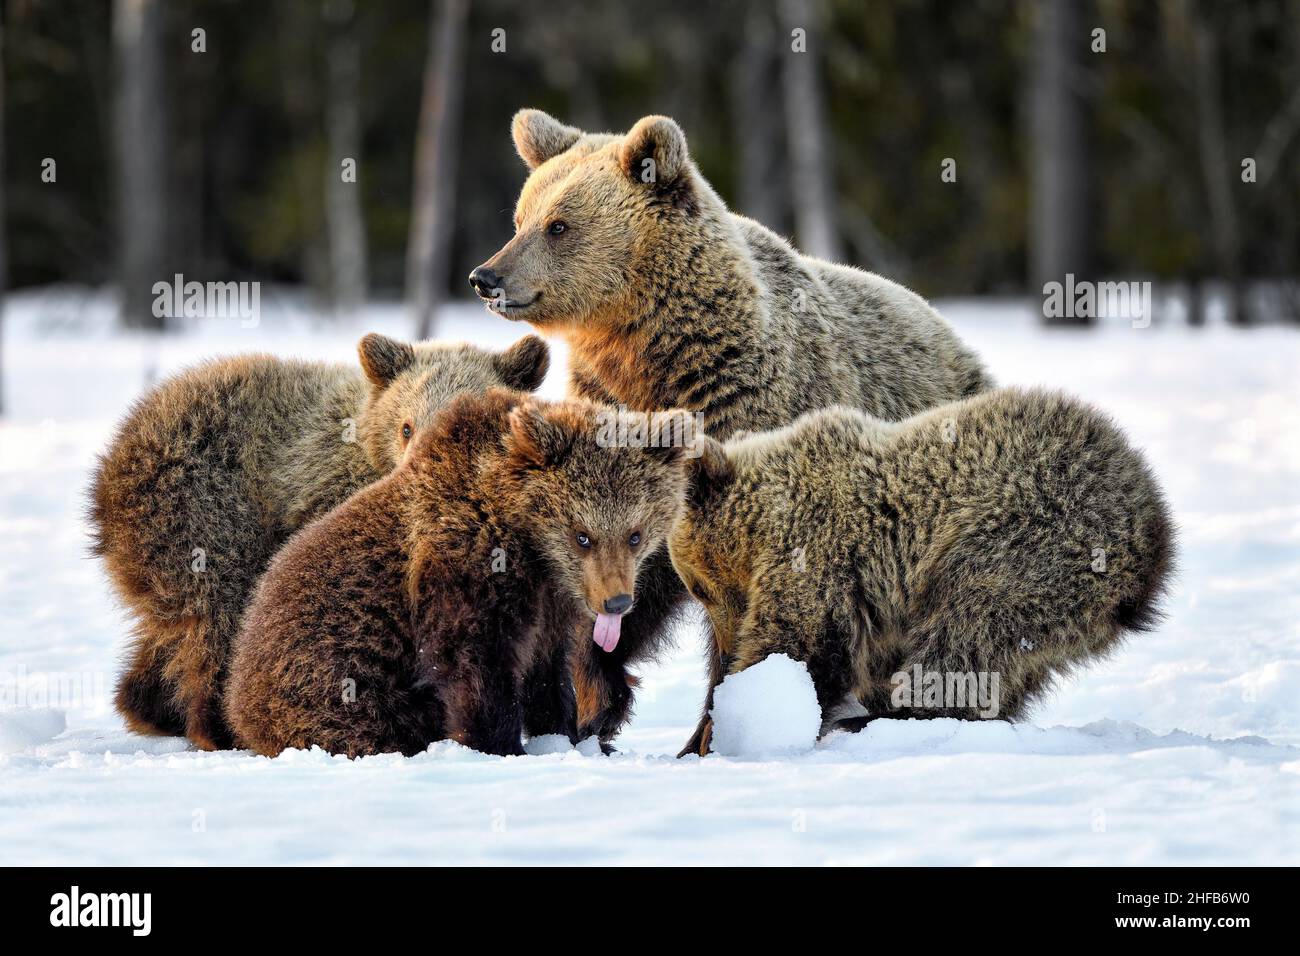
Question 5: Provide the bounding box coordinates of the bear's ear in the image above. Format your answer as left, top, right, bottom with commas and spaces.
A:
619, 115, 690, 187
506, 402, 573, 468
512, 109, 582, 170
493, 335, 551, 392
358, 333, 415, 387
685, 434, 734, 506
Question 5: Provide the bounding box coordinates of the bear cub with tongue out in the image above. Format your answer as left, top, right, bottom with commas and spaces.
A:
224, 390, 692, 757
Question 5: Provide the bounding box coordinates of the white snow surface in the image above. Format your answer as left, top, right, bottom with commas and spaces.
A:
710, 654, 821, 757
1, 287, 1297, 865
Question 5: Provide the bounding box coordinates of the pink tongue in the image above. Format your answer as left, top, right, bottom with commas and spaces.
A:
593, 613, 623, 653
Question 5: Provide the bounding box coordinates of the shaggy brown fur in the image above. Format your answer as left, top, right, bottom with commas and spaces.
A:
224, 390, 692, 757
90, 334, 549, 750
470, 109, 994, 743
668, 388, 1175, 755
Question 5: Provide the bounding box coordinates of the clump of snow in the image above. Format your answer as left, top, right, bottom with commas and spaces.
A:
524, 735, 604, 756
524, 735, 573, 756
709, 654, 821, 757
0, 709, 66, 753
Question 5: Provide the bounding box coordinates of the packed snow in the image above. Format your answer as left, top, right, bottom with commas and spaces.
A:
0, 706, 65, 754
709, 654, 821, 757
1, 286, 1298, 865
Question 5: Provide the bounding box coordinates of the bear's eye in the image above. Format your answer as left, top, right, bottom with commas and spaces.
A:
401, 422, 413, 441
576, 532, 592, 550
547, 220, 568, 236
628, 531, 642, 548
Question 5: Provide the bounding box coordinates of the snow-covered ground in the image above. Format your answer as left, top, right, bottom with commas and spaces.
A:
1, 287, 1297, 865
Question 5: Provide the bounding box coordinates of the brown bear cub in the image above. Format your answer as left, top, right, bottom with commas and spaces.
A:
90, 333, 549, 750
224, 391, 693, 758
470, 109, 995, 744
669, 388, 1174, 756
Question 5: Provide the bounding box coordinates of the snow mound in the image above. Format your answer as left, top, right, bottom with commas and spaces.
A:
0, 709, 66, 753
709, 654, 821, 757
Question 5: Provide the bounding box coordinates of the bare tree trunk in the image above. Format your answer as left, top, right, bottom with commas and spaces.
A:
778, 0, 843, 262
1030, 0, 1091, 324
407, 0, 468, 340
1187, 277, 1206, 328
1190, 14, 1246, 325
113, 0, 166, 330
277, 1, 329, 305
732, 1, 789, 233
324, 0, 368, 319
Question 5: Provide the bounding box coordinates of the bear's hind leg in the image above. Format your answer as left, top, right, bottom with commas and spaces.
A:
162, 617, 235, 751
114, 634, 186, 737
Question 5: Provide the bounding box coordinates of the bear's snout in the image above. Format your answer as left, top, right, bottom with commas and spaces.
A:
468, 265, 501, 299
603, 593, 633, 615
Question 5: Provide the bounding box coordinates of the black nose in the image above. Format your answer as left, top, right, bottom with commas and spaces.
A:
603, 594, 633, 615
468, 266, 500, 299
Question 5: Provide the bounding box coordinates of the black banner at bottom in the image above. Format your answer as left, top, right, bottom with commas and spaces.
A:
0, 867, 1280, 941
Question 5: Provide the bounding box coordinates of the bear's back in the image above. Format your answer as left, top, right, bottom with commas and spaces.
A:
89, 354, 364, 618
731, 215, 993, 423
724, 389, 1169, 583
92, 354, 362, 525
225, 472, 422, 752
890, 389, 1173, 633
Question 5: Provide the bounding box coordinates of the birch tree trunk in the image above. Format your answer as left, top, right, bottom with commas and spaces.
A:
324, 0, 369, 319
277, 1, 329, 304
778, 0, 843, 262
732, 0, 789, 233
407, 0, 468, 340
113, 0, 166, 329
1030, 0, 1092, 324
1191, 14, 1245, 324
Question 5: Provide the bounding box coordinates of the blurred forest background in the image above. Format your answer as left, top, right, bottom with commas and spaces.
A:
2, 0, 1299, 336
